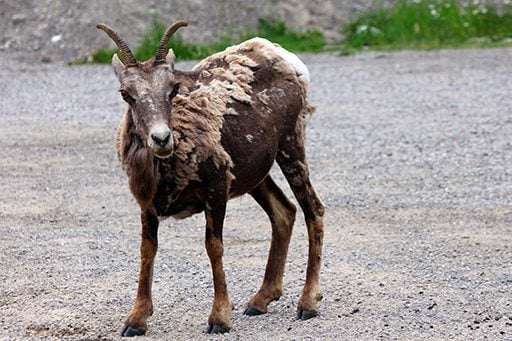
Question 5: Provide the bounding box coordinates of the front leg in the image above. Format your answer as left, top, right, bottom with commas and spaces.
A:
204, 182, 232, 334
122, 209, 159, 337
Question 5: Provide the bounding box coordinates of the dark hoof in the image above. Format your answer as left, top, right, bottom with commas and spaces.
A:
121, 325, 146, 337
243, 306, 266, 316
207, 323, 231, 334
297, 308, 319, 320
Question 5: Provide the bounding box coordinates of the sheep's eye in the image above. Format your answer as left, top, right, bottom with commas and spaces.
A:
119, 89, 135, 104
169, 83, 180, 100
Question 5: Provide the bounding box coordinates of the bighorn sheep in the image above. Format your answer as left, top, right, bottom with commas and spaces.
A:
97, 20, 325, 336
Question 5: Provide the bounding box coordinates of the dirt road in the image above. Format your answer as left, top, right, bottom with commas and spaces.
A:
0, 48, 511, 340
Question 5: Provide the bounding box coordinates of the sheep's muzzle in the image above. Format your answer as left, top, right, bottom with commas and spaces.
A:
148, 123, 174, 159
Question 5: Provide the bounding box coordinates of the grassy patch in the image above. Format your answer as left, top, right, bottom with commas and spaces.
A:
250, 19, 325, 52
342, 0, 512, 51
92, 18, 324, 64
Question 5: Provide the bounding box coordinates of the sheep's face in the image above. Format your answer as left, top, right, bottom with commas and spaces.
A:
113, 55, 179, 159
97, 20, 187, 159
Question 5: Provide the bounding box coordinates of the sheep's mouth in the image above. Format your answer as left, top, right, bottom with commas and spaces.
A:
153, 149, 174, 159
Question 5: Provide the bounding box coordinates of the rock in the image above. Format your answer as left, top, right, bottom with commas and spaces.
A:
12, 13, 26, 24
50, 34, 62, 44
0, 0, 393, 63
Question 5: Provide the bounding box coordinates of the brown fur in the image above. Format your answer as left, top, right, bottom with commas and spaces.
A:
102, 26, 324, 336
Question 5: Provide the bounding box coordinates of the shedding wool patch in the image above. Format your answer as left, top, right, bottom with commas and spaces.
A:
117, 36, 311, 199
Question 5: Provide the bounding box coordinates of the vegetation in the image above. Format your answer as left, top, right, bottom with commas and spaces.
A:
342, 0, 512, 51
92, 18, 325, 63
92, 1, 512, 63
252, 19, 325, 52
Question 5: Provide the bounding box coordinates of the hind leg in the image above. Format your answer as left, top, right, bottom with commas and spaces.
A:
277, 119, 325, 320
244, 175, 297, 316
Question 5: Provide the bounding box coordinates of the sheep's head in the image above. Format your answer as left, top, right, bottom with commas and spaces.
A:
97, 21, 188, 159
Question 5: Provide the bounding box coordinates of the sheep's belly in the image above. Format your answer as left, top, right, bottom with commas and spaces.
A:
153, 183, 206, 220
155, 199, 205, 221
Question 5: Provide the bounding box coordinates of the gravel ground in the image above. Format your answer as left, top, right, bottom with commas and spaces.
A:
0, 48, 511, 340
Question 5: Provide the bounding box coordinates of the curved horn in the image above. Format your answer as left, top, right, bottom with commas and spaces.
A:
154, 20, 188, 65
96, 23, 138, 67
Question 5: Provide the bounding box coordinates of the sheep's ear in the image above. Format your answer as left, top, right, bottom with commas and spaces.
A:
166, 48, 176, 68
112, 53, 125, 80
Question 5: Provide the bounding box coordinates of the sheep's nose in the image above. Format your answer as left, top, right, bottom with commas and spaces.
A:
151, 130, 171, 147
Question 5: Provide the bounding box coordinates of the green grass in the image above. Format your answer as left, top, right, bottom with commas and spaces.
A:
250, 19, 325, 52
92, 18, 325, 64
342, 0, 512, 51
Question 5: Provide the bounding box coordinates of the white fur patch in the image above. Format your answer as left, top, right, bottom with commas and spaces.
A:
250, 37, 310, 84
140, 95, 156, 111
225, 107, 240, 116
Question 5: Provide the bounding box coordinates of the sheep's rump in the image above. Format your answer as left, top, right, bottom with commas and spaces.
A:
192, 37, 310, 87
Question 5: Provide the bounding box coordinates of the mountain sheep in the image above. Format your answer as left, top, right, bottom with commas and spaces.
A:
97, 20, 324, 336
